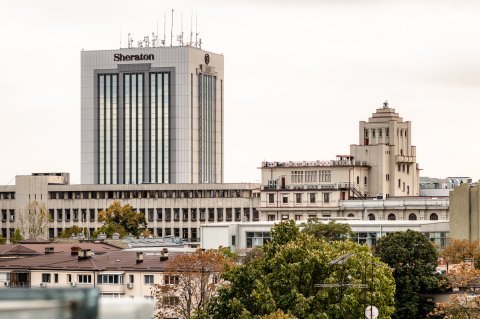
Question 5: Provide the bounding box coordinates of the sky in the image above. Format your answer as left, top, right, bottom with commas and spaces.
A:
0, 0, 480, 185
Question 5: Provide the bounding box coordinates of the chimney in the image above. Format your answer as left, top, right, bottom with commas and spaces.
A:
160, 248, 169, 261
136, 252, 144, 263
45, 247, 54, 254
78, 249, 92, 260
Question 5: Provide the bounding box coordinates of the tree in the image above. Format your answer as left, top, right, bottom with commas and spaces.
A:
10, 228, 23, 244
301, 219, 352, 241
152, 249, 235, 319
95, 201, 146, 238
18, 201, 50, 239
60, 225, 87, 239
441, 238, 480, 269
375, 229, 439, 319
201, 220, 395, 319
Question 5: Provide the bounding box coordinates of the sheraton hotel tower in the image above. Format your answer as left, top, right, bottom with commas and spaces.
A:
81, 46, 224, 185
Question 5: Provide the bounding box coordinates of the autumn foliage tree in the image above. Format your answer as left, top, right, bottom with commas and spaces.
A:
19, 201, 50, 239
95, 201, 146, 238
152, 249, 235, 319
441, 238, 480, 269
430, 263, 480, 319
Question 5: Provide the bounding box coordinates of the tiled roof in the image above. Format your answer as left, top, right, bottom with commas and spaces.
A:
0, 251, 181, 272
0, 242, 121, 258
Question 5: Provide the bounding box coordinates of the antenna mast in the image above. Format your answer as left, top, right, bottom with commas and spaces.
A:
162, 14, 166, 46
189, 12, 193, 46
170, 9, 174, 47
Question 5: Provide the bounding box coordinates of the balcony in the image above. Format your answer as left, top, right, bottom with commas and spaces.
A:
395, 155, 415, 163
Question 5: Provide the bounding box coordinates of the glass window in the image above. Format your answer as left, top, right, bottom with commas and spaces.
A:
430, 213, 439, 220
268, 193, 275, 204
78, 274, 92, 283
163, 275, 179, 285
309, 193, 316, 204
295, 193, 302, 204
323, 193, 330, 203
388, 214, 396, 220
144, 275, 154, 285
42, 273, 51, 283
408, 213, 417, 220
246, 232, 271, 248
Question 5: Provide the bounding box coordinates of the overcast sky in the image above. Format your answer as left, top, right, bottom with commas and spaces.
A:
1, 0, 479, 185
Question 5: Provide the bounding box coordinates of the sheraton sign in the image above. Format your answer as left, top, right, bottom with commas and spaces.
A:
114, 53, 154, 61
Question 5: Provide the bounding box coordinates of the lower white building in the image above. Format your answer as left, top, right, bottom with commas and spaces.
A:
201, 219, 450, 251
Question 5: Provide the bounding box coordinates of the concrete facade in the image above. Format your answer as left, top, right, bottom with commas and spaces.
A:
81, 46, 224, 184
449, 183, 480, 241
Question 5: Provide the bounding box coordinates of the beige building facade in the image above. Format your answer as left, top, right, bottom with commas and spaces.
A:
449, 183, 480, 241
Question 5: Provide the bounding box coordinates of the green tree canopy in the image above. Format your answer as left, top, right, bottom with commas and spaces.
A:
10, 228, 24, 244
301, 219, 352, 241
95, 201, 146, 238
201, 220, 395, 319
60, 225, 87, 239
375, 229, 439, 319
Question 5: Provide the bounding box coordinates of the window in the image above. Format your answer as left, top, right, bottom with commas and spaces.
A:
295, 193, 302, 204
268, 194, 275, 204
281, 214, 289, 220
319, 170, 331, 182
129, 275, 134, 283
388, 214, 396, 220
217, 208, 223, 221
282, 194, 289, 204
291, 171, 304, 184
42, 273, 51, 283
305, 171, 318, 183
183, 208, 189, 221
78, 274, 92, 283
295, 215, 302, 221
347, 213, 355, 218
174, 209, 180, 221
144, 275, 154, 285
267, 214, 275, 221
398, 179, 401, 188
163, 296, 180, 306
309, 193, 316, 204
67, 274, 72, 283
398, 164, 401, 172
364, 176, 367, 185
407, 186, 410, 195
408, 213, 417, 220
402, 164, 405, 172
97, 274, 124, 284
356, 176, 360, 184
407, 165, 410, 174
148, 209, 154, 222
165, 208, 171, 221
156, 208, 163, 221
246, 232, 271, 248
386, 174, 390, 181
164, 275, 179, 285
54, 274, 59, 283
232, 235, 236, 246
430, 213, 439, 220
323, 193, 330, 204
368, 214, 375, 220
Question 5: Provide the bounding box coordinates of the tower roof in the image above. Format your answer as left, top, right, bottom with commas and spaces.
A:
367, 101, 403, 123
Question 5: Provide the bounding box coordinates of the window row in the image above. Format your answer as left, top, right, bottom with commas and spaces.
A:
0, 209, 15, 222
147, 207, 259, 222
291, 170, 332, 184
367, 212, 439, 221
49, 189, 248, 200
0, 192, 15, 200
267, 193, 331, 204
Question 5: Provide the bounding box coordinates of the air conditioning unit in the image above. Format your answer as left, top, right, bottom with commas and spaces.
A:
40, 282, 47, 288
69, 282, 76, 287
127, 283, 134, 289
4, 281, 9, 287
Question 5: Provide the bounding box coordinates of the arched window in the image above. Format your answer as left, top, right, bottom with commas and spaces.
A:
430, 213, 438, 220
408, 213, 417, 220
368, 213, 375, 220
388, 213, 396, 220
347, 213, 355, 218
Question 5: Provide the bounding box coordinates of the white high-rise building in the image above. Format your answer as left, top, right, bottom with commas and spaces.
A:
81, 46, 224, 184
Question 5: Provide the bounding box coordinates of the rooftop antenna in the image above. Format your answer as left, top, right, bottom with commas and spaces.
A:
195, 13, 198, 48
189, 12, 193, 46
144, 35, 150, 47
177, 13, 184, 46
152, 32, 157, 47
170, 9, 174, 47
119, 22, 122, 48
128, 33, 133, 48
137, 40, 143, 48
162, 14, 166, 46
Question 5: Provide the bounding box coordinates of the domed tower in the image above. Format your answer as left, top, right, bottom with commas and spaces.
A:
350, 101, 419, 197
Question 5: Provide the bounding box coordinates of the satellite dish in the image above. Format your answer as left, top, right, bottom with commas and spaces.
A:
365, 306, 379, 319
